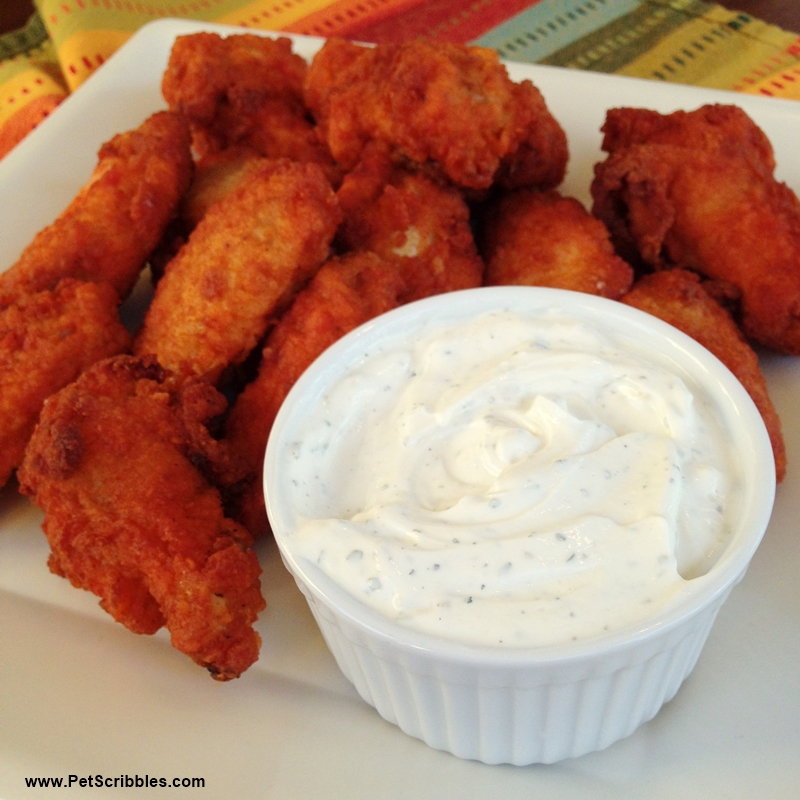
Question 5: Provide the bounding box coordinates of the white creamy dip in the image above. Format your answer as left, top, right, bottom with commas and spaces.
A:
283, 307, 738, 648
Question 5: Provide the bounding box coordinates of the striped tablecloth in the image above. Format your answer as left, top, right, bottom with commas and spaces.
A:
2, 0, 799, 159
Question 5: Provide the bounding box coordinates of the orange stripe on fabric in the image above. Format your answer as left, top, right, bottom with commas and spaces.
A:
283, 0, 425, 39
0, 94, 64, 159
0, 68, 66, 125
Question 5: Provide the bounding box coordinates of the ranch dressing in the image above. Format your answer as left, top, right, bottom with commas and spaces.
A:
285, 308, 737, 647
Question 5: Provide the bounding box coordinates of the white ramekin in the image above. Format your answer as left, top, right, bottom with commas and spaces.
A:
264, 286, 776, 766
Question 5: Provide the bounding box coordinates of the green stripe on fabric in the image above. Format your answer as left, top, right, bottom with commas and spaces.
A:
0, 12, 49, 61
472, 0, 642, 63
538, 0, 717, 72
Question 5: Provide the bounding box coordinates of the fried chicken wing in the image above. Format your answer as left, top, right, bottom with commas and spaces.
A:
134, 159, 341, 386
622, 269, 785, 481
17, 355, 265, 680
0, 111, 193, 308
162, 32, 339, 183
223, 251, 405, 537
591, 104, 800, 354
180, 146, 264, 231
147, 148, 266, 283
336, 149, 484, 301
0, 279, 131, 488
304, 38, 567, 191
479, 188, 633, 298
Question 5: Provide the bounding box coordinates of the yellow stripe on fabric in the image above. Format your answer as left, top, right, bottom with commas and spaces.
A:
215, 0, 340, 30
35, 0, 221, 89
739, 64, 800, 100
616, 12, 800, 91
0, 67, 66, 126
56, 28, 132, 91
36, 0, 237, 31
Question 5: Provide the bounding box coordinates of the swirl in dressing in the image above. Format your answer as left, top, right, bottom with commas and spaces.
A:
286, 310, 735, 647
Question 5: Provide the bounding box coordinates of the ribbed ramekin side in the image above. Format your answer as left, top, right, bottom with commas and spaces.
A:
296, 577, 731, 765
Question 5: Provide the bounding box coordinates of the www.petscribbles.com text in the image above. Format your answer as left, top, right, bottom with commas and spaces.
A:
25, 775, 205, 789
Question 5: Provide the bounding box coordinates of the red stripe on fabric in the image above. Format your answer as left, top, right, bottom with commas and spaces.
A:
338, 0, 544, 44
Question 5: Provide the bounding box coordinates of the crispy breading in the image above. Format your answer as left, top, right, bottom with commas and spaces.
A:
0, 279, 131, 488
622, 269, 786, 482
0, 111, 193, 308
591, 104, 800, 354
304, 38, 567, 191
479, 188, 633, 298
223, 251, 405, 537
162, 32, 339, 183
336, 149, 484, 301
17, 355, 265, 680
180, 146, 264, 230
147, 148, 266, 283
134, 159, 341, 386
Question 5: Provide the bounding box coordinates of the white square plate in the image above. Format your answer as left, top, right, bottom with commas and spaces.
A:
1, 18, 798, 800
